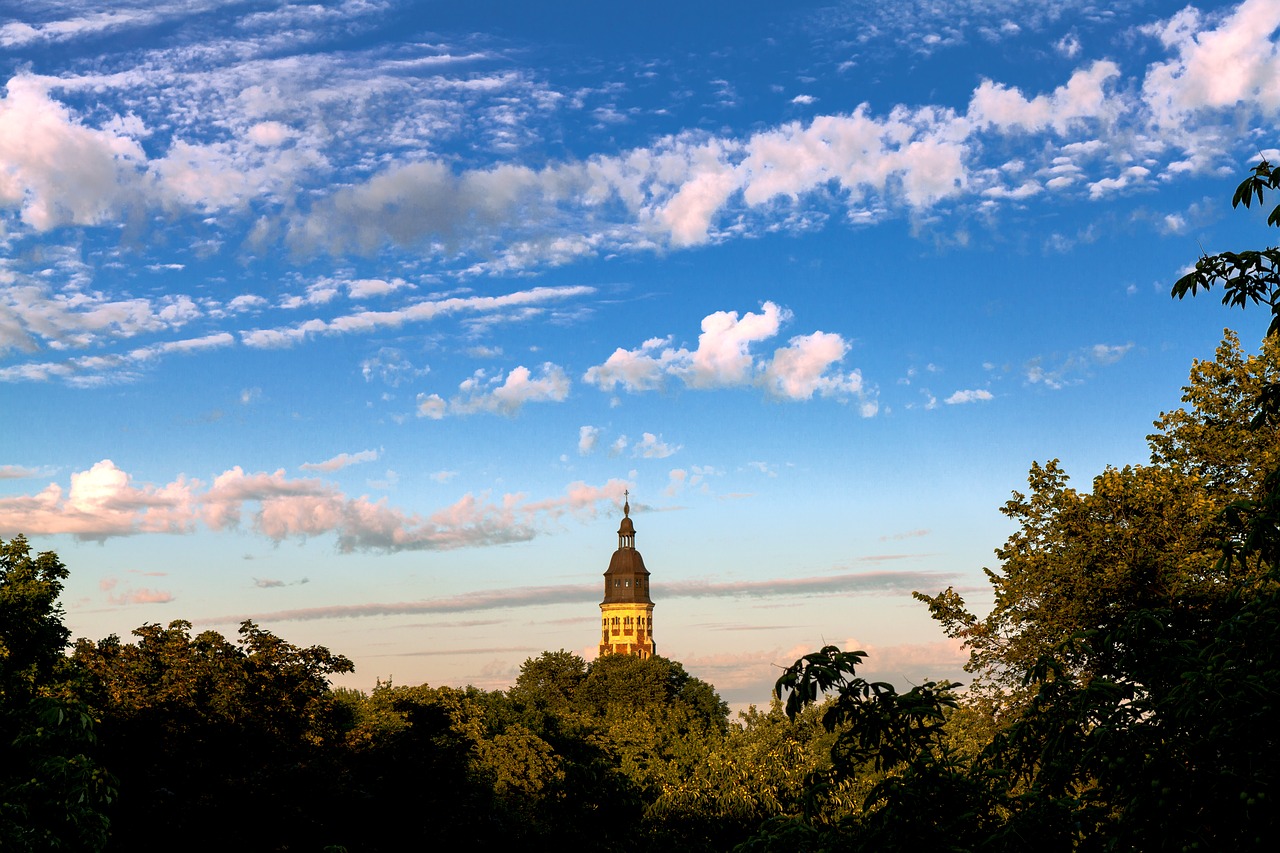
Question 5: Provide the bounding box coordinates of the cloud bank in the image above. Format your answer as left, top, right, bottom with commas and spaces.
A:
0, 459, 631, 552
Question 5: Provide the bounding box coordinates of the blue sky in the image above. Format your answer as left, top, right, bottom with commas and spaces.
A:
3, 0, 1279, 705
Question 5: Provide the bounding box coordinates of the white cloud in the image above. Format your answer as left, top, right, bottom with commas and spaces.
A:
227, 294, 267, 312
945, 389, 993, 404
418, 364, 571, 418
362, 348, 428, 387
585, 302, 876, 410
633, 432, 680, 459
1143, 0, 1280, 127
0, 1, 1270, 283
0, 75, 147, 231
0, 332, 234, 386
1087, 166, 1151, 199
578, 425, 601, 455
1055, 32, 1082, 59
416, 393, 447, 419
759, 331, 865, 400
451, 363, 571, 415
242, 285, 593, 349
968, 61, 1121, 134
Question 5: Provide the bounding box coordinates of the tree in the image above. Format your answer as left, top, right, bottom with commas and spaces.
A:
744, 646, 1005, 853
0, 536, 115, 853
73, 619, 353, 852
915, 330, 1279, 706
1173, 154, 1280, 571
510, 648, 587, 712
753, 155, 1280, 852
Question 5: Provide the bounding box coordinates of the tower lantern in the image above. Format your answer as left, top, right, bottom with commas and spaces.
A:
599, 491, 655, 658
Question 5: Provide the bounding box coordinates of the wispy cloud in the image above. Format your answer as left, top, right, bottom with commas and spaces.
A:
202, 569, 957, 624
1025, 342, 1133, 389
241, 287, 594, 349
299, 449, 380, 473
100, 576, 174, 605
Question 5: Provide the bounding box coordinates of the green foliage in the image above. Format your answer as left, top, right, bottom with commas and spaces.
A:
753, 155, 1280, 851
0, 535, 72, 700
916, 329, 1280, 706
758, 647, 1004, 853
73, 619, 353, 852
1174, 156, 1280, 339
0, 536, 115, 853
510, 648, 587, 712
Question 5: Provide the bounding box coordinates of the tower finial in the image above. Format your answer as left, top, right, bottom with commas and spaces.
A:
623, 489, 630, 517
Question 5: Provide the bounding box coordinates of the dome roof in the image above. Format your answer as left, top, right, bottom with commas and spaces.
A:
603, 546, 652, 604
606, 547, 648, 576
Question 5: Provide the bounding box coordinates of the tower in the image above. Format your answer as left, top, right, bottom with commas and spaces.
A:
599, 492, 655, 658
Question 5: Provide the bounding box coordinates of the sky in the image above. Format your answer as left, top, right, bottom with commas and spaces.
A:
3, 0, 1280, 707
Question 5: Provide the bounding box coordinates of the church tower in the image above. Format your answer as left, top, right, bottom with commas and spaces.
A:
599, 492, 655, 658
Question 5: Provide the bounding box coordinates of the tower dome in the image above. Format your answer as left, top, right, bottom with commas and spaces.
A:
599, 491, 655, 657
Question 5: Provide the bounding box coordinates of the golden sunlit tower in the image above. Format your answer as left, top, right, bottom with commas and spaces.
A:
599, 491, 655, 658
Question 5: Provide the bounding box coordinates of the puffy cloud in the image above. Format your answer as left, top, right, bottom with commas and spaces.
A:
300, 449, 380, 473
738, 106, 970, 211
578, 425, 601, 455
633, 432, 680, 459
583, 304, 788, 393
0, 460, 633, 552
582, 337, 682, 393
288, 159, 584, 256
585, 302, 876, 410
420, 363, 571, 417
0, 0, 1273, 305
0, 75, 147, 230
1143, 0, 1280, 126
968, 61, 1121, 134
0, 279, 206, 356
1087, 166, 1151, 199
0, 460, 199, 540
655, 142, 743, 247
416, 393, 447, 419
685, 302, 789, 388
759, 331, 865, 401
944, 388, 993, 404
